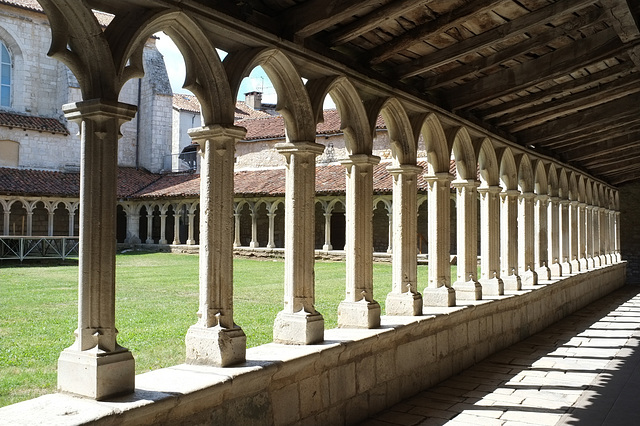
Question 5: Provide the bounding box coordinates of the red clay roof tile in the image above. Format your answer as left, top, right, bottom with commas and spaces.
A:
0, 112, 69, 135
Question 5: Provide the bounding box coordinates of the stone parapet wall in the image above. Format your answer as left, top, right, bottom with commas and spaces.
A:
0, 263, 626, 425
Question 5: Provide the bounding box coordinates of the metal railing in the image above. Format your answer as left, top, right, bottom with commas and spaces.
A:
0, 236, 79, 261
163, 152, 200, 173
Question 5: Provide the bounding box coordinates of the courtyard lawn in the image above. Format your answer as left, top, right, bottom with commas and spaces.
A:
1, 252, 407, 407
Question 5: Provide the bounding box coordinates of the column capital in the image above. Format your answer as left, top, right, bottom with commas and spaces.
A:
585, 204, 595, 211
477, 184, 502, 195
275, 141, 325, 156
424, 171, 453, 183
559, 199, 571, 205
341, 153, 381, 167
387, 164, 424, 176
570, 200, 580, 207
500, 189, 520, 198
535, 193, 550, 202
578, 202, 587, 208
188, 124, 247, 141
518, 191, 536, 200
451, 178, 480, 189
63, 99, 137, 124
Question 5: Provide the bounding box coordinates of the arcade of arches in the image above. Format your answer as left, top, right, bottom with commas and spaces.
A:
0, 1, 631, 424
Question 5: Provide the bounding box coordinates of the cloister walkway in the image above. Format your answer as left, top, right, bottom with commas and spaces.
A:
362, 284, 640, 426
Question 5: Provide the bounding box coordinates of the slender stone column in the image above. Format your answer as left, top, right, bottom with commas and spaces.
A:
338, 154, 381, 328
598, 207, 607, 265
423, 172, 456, 306
518, 192, 538, 285
249, 205, 259, 248
145, 206, 154, 244
267, 210, 276, 249
186, 207, 196, 245
615, 211, 621, 262
2, 205, 10, 235
558, 199, 572, 273
534, 195, 551, 280
273, 141, 325, 344
478, 186, 503, 295
500, 189, 521, 290
159, 211, 168, 245
172, 206, 181, 245
47, 205, 55, 236
185, 125, 246, 366
586, 205, 595, 268
547, 196, 562, 276
594, 206, 602, 266
124, 205, 141, 245
386, 165, 424, 314
26, 210, 33, 236
607, 210, 615, 263
68, 210, 76, 237
233, 210, 241, 248
578, 203, 588, 270
386, 211, 393, 253
568, 201, 580, 272
57, 100, 137, 399
452, 179, 481, 300
322, 209, 333, 251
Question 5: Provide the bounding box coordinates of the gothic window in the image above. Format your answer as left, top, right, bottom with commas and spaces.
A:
1, 41, 10, 107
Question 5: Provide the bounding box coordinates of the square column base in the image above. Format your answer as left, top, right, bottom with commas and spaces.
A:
579, 258, 588, 270
480, 277, 504, 296
453, 280, 482, 300
550, 263, 563, 277
57, 348, 134, 400
536, 266, 551, 281
338, 300, 381, 329
587, 257, 596, 268
520, 269, 538, 286
503, 275, 522, 291
570, 259, 581, 273
385, 291, 423, 315
185, 325, 246, 367
561, 262, 572, 274
423, 286, 456, 307
273, 310, 324, 345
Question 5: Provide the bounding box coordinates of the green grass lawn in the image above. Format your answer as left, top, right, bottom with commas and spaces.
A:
0, 252, 414, 407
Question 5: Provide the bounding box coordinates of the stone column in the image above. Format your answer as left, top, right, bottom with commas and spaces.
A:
159, 210, 168, 245
547, 196, 562, 276
233, 210, 241, 248
478, 186, 503, 296
594, 206, 602, 266
534, 195, 551, 280
585, 205, 595, 268
452, 179, 481, 300
185, 125, 246, 366
598, 207, 607, 265
172, 206, 181, 245
518, 192, 538, 285
124, 205, 141, 245
2, 204, 10, 235
500, 189, 521, 290
386, 165, 424, 314
57, 100, 137, 399
249, 204, 259, 248
386, 210, 393, 253
338, 154, 381, 328
68, 210, 76, 237
186, 206, 196, 245
145, 206, 154, 244
578, 203, 588, 270
615, 211, 621, 262
322, 208, 333, 251
607, 210, 614, 263
423, 172, 456, 306
273, 141, 325, 344
47, 206, 55, 236
569, 201, 580, 272
267, 209, 276, 249
26, 210, 33, 236
558, 199, 572, 273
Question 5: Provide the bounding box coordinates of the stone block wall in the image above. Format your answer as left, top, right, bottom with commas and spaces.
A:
3, 264, 625, 425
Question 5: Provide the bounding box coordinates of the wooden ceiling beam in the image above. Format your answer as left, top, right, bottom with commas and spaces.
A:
368, 0, 505, 65
501, 73, 640, 132
600, 0, 640, 42
515, 92, 640, 144
392, 0, 597, 78
282, 0, 381, 39
538, 116, 640, 149
447, 27, 624, 111
587, 155, 640, 173
422, 8, 604, 89
477, 61, 635, 119
328, 0, 433, 46
553, 126, 640, 157
580, 147, 640, 168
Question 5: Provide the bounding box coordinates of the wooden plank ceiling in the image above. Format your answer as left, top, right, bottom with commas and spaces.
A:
105, 0, 640, 186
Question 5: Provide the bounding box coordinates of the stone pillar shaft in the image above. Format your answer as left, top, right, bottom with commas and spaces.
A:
273, 142, 325, 344
185, 125, 246, 366
534, 195, 550, 280
250, 208, 259, 248
548, 197, 561, 275
267, 211, 276, 249
500, 189, 521, 290
478, 186, 503, 295
3, 209, 9, 235
159, 213, 167, 244
233, 212, 241, 247
187, 211, 196, 245
578, 203, 588, 269
518, 192, 537, 285
559, 200, 571, 272
47, 210, 55, 236
145, 207, 154, 244
569, 201, 580, 271
173, 206, 181, 245
125, 207, 141, 245
452, 179, 481, 300
68, 211, 76, 237
57, 99, 137, 400
338, 155, 381, 328
323, 210, 332, 251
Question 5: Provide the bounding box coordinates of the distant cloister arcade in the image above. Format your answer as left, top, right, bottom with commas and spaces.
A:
26, 0, 623, 401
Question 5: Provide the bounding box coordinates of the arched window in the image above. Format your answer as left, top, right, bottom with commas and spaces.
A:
1, 41, 11, 107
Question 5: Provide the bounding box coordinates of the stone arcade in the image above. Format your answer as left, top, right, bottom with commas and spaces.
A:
1, 1, 639, 425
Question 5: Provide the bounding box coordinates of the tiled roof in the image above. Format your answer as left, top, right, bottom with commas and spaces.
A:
0, 112, 69, 134
0, 167, 161, 198
0, 0, 114, 25
172, 94, 273, 121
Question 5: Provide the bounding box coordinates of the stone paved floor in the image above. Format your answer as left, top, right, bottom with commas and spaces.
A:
360, 285, 640, 426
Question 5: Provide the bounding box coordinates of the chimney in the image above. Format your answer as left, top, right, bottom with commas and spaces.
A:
245, 91, 262, 110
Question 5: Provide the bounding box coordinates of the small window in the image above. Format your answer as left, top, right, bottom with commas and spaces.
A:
1, 42, 11, 107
